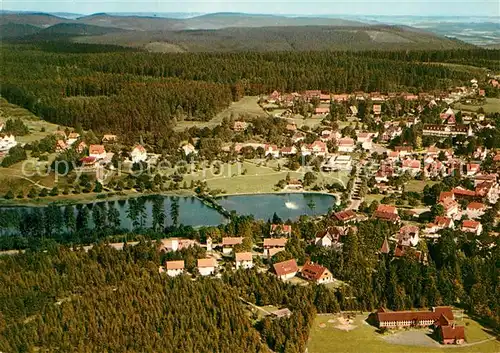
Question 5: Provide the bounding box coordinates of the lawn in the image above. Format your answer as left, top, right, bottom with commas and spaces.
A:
180, 160, 349, 195
405, 180, 437, 193
453, 98, 500, 114
307, 314, 500, 353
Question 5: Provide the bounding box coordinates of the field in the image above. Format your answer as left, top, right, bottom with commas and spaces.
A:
453, 98, 500, 114
307, 314, 500, 353
181, 160, 350, 195
174, 96, 268, 131
405, 180, 437, 193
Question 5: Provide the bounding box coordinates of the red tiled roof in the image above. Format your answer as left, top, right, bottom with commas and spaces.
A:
439, 191, 454, 202
222, 237, 243, 246
377, 205, 397, 214
273, 259, 298, 277
271, 224, 292, 234
165, 260, 184, 270
462, 220, 480, 229
198, 258, 216, 268
435, 216, 452, 227
439, 325, 465, 341
377, 307, 454, 324
235, 252, 253, 262
301, 262, 330, 281
89, 144, 105, 155
373, 211, 400, 222
467, 202, 486, 210
452, 187, 476, 197
333, 210, 356, 222
264, 238, 287, 247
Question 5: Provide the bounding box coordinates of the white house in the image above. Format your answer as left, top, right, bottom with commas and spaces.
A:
235, 252, 253, 269
131, 144, 147, 163
356, 132, 373, 151
281, 146, 297, 156
466, 202, 487, 219
461, 220, 483, 235
263, 238, 287, 257
182, 143, 197, 156
273, 259, 298, 280
322, 155, 352, 171
397, 225, 420, 247
165, 260, 185, 277
264, 144, 280, 158
197, 258, 217, 276
67, 132, 80, 146
0, 134, 17, 152
337, 138, 355, 153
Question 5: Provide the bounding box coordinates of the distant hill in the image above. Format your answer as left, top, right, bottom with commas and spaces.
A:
75, 25, 474, 52
0, 23, 40, 38
0, 11, 475, 51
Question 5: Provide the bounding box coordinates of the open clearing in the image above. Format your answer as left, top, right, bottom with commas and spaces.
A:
453, 98, 500, 114
174, 96, 267, 131
307, 314, 500, 353
181, 160, 349, 195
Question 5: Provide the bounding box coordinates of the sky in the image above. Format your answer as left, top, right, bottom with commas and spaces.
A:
2, 0, 499, 17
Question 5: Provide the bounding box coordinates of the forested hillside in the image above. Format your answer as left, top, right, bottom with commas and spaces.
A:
1, 43, 497, 138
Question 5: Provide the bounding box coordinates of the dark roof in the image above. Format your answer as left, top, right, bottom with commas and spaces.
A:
333, 210, 356, 222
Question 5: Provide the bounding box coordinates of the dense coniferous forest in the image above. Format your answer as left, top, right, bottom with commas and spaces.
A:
1, 43, 498, 137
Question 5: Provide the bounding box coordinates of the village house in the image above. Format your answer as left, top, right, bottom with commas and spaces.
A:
401, 159, 421, 176
476, 181, 500, 204
291, 131, 306, 143
426, 216, 455, 235
76, 141, 87, 154
55, 139, 68, 152
159, 238, 198, 252
308, 140, 328, 157
333, 210, 357, 223
372, 104, 382, 117
270, 224, 292, 237
197, 258, 217, 276
264, 144, 280, 159
438, 321, 465, 345
356, 132, 373, 150
320, 129, 341, 142
273, 259, 298, 280
131, 144, 147, 164
320, 93, 331, 103
375, 165, 394, 183
0, 134, 17, 152
181, 143, 197, 156
466, 202, 487, 219
440, 107, 456, 124
233, 121, 249, 132
452, 187, 477, 201
280, 146, 297, 156
88, 144, 107, 160
397, 225, 420, 247
337, 137, 356, 153
286, 179, 303, 191
235, 252, 253, 269
286, 122, 297, 132
270, 308, 293, 319
263, 238, 287, 257
67, 132, 80, 145
101, 134, 117, 143
221, 237, 243, 254
349, 105, 358, 117
315, 106, 330, 116
165, 260, 185, 277
314, 226, 351, 247
422, 124, 473, 138
440, 197, 460, 219
300, 262, 333, 284
461, 220, 483, 235
373, 205, 400, 223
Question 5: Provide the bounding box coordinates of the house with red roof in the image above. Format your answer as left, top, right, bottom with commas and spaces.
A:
314, 226, 351, 248
461, 220, 483, 235
263, 238, 287, 257
233, 121, 249, 132
466, 202, 487, 219
197, 258, 217, 276
373, 205, 400, 223
221, 237, 243, 255
89, 144, 106, 160
426, 216, 455, 235
401, 159, 421, 175
438, 324, 465, 345
315, 106, 330, 115
165, 260, 185, 277
281, 146, 297, 156
273, 259, 298, 280
356, 132, 374, 150
291, 131, 306, 143
55, 139, 68, 152
300, 262, 333, 284
235, 252, 253, 269
333, 210, 357, 223
398, 225, 420, 247
337, 137, 356, 153
264, 144, 280, 158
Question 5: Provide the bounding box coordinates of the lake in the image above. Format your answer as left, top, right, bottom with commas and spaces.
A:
0, 193, 336, 232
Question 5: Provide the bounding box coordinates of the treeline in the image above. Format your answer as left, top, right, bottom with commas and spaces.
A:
1, 44, 496, 137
